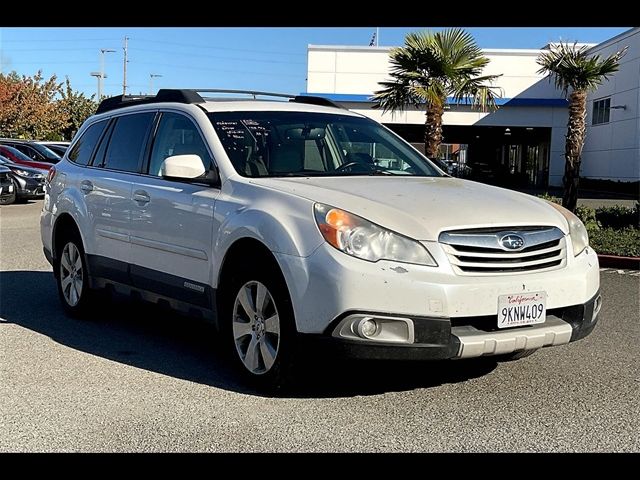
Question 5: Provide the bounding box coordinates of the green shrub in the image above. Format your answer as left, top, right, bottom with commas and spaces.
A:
537, 192, 560, 204
595, 203, 639, 229
589, 228, 640, 257
574, 205, 600, 231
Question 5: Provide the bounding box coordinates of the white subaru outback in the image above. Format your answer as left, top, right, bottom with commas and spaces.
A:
41, 89, 602, 389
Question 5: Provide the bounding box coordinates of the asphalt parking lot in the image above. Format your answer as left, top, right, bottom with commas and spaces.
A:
1, 200, 639, 452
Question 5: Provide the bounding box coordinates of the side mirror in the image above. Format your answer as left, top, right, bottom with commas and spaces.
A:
161, 154, 205, 179
160, 154, 220, 187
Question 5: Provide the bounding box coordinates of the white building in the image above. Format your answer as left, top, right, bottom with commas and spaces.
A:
306, 27, 640, 189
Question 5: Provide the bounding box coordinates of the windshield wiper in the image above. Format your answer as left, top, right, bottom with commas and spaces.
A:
367, 167, 395, 176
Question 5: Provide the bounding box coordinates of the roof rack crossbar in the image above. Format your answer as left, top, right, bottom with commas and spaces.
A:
95, 89, 347, 114
193, 89, 295, 99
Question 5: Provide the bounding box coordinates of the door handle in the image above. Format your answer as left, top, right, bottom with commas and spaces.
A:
133, 190, 150, 204
80, 180, 93, 193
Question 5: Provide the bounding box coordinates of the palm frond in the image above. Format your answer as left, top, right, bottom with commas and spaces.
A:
537, 41, 627, 94
451, 74, 503, 112
372, 28, 497, 114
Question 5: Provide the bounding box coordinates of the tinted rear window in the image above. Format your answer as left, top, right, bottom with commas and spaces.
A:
102, 113, 155, 173
67, 120, 108, 166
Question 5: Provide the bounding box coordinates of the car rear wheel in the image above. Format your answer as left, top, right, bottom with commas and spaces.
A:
55, 233, 97, 317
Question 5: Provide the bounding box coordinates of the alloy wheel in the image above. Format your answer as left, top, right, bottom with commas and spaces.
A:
60, 242, 83, 307
232, 280, 281, 375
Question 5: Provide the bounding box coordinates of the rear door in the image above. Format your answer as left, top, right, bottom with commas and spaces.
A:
128, 111, 219, 307
81, 112, 155, 280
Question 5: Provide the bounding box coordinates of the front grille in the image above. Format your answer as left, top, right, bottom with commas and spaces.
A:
439, 226, 566, 276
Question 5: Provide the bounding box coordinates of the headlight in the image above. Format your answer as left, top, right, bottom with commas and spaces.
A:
314, 203, 437, 266
12, 168, 33, 177
547, 201, 589, 256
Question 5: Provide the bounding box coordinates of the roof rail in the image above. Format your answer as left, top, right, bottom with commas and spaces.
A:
95, 89, 346, 114
195, 89, 295, 99
290, 95, 345, 109
95, 90, 205, 114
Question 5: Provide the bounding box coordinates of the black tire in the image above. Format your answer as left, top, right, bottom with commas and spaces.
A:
496, 349, 538, 362
0, 192, 16, 205
54, 229, 98, 318
0, 180, 17, 205
220, 257, 297, 392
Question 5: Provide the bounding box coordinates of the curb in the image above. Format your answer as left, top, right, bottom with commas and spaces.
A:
597, 254, 640, 270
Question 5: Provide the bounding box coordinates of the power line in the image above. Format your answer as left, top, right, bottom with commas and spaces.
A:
0, 37, 120, 43
8, 61, 96, 65
133, 60, 302, 78
129, 47, 304, 65
134, 37, 306, 57
2, 47, 108, 52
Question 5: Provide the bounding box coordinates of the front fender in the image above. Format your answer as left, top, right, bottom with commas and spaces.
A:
211, 179, 325, 288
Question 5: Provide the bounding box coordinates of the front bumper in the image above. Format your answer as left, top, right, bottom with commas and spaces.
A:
13, 175, 45, 198
300, 290, 602, 360
275, 241, 600, 335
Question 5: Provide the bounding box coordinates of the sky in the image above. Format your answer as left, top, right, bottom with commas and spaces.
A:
0, 27, 631, 99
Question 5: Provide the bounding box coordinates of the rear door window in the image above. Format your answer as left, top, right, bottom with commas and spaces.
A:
101, 112, 155, 173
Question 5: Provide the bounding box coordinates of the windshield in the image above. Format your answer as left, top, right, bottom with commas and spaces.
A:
208, 111, 443, 178
31, 143, 61, 161
0, 145, 32, 162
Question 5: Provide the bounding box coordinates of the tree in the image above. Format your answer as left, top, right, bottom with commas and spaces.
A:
57, 77, 98, 141
0, 71, 67, 140
537, 42, 627, 212
372, 28, 501, 159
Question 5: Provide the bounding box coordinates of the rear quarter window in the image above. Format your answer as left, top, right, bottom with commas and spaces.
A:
67, 120, 109, 166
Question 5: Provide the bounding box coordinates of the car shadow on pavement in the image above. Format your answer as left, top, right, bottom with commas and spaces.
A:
0, 270, 497, 398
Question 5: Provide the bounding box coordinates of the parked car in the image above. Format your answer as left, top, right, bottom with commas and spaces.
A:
41, 89, 601, 390
37, 141, 70, 157
0, 145, 54, 171
0, 139, 61, 164
0, 165, 16, 205
0, 155, 47, 201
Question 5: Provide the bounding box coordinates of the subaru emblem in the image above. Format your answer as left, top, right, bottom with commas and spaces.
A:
499, 234, 525, 251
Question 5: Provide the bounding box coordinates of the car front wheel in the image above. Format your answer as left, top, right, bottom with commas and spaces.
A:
225, 261, 297, 391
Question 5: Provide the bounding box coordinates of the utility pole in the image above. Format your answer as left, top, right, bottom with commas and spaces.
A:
149, 73, 162, 95
122, 36, 129, 95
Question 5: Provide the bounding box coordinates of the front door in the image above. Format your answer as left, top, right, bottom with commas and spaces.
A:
128, 111, 219, 308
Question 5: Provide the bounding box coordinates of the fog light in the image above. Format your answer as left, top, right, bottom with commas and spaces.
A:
357, 318, 378, 338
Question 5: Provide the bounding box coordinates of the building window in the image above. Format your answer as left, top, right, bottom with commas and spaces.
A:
592, 97, 611, 125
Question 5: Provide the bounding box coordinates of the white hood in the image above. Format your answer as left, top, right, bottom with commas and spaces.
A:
253, 176, 569, 241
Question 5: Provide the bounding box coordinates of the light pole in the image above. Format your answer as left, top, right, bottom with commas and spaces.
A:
91, 48, 115, 100
90, 72, 102, 99
149, 73, 162, 95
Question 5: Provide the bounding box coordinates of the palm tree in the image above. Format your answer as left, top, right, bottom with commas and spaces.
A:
372, 28, 501, 159
537, 42, 627, 212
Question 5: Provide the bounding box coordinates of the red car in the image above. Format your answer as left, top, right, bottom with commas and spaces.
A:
0, 145, 53, 171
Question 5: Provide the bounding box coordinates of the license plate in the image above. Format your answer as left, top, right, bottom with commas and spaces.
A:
497, 292, 546, 328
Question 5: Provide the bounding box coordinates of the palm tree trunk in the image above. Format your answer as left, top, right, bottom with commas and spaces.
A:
562, 90, 587, 212
424, 101, 445, 158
